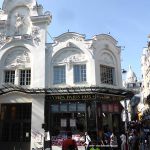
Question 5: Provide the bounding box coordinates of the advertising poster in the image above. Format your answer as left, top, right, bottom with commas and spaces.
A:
70, 119, 76, 127
61, 119, 67, 127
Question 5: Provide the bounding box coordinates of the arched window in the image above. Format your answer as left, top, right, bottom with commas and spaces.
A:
2, 47, 31, 86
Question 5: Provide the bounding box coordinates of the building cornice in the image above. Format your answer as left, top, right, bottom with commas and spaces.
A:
31, 14, 52, 25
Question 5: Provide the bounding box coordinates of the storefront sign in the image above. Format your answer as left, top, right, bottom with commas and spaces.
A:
49, 94, 96, 100
48, 94, 122, 102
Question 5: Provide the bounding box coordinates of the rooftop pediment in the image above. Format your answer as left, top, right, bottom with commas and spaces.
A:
54, 32, 85, 43
93, 34, 118, 46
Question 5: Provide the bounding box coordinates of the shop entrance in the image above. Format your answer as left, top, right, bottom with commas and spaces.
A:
0, 103, 31, 150
50, 101, 86, 146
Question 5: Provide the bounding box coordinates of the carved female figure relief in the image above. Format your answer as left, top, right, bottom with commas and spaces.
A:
15, 12, 25, 35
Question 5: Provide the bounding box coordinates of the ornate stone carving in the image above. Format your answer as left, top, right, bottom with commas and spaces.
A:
32, 26, 41, 45
72, 36, 83, 41
53, 51, 86, 70
101, 53, 114, 65
0, 33, 34, 48
4, 50, 30, 68
0, 33, 6, 48
65, 54, 86, 63
66, 54, 86, 70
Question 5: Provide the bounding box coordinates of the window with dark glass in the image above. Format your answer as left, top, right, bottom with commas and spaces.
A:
77, 103, 86, 111
53, 66, 66, 84
20, 69, 31, 85
100, 65, 115, 85
4, 70, 15, 84
73, 64, 86, 83
69, 103, 77, 112
60, 103, 68, 112
51, 104, 59, 112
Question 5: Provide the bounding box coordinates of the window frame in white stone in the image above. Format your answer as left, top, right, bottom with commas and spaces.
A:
4, 70, 15, 84
100, 65, 115, 85
53, 65, 66, 84
73, 64, 86, 83
19, 69, 31, 86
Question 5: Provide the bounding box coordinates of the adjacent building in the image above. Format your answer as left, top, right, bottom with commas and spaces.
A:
0, 0, 134, 150
141, 37, 150, 101
141, 36, 150, 130
123, 66, 142, 121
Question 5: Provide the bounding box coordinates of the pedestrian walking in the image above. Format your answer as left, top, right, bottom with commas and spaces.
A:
62, 131, 78, 150
83, 132, 91, 150
110, 132, 118, 150
120, 133, 126, 150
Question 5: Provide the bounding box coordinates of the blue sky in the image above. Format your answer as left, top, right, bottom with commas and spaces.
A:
1, 0, 150, 80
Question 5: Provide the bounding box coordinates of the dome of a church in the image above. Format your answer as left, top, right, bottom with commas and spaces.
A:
126, 65, 137, 83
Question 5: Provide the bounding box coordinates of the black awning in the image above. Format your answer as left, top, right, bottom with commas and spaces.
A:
0, 84, 134, 99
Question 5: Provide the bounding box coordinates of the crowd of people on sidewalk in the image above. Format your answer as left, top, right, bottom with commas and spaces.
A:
61, 127, 150, 150
62, 131, 91, 150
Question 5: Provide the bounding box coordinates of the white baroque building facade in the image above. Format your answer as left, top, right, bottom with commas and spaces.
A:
0, 0, 134, 150
48, 32, 123, 88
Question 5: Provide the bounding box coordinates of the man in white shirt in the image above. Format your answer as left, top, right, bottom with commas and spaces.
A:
84, 132, 91, 150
